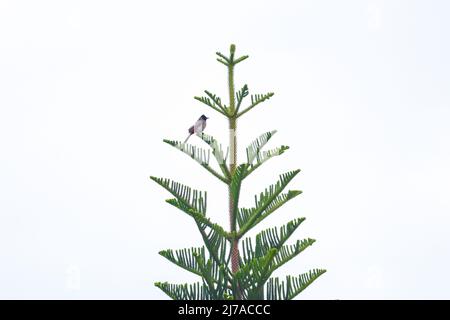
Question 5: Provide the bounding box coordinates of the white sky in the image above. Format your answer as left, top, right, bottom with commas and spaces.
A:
1, 0, 450, 299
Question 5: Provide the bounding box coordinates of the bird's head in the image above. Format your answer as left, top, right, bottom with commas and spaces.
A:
200, 114, 209, 120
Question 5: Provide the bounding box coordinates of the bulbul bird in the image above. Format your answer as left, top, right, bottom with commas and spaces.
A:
184, 114, 209, 143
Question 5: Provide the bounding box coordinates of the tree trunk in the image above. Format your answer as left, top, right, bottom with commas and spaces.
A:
227, 59, 242, 299
229, 118, 239, 273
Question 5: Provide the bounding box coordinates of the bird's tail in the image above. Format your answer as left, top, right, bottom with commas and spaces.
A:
183, 134, 192, 144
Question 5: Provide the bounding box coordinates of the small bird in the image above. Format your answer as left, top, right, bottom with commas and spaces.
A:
184, 114, 209, 143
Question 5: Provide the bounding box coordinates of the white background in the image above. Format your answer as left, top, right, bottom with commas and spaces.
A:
1, 0, 449, 299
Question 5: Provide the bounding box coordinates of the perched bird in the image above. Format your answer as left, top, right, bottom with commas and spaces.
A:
184, 114, 209, 143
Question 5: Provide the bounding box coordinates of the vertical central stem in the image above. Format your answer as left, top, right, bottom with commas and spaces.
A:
229, 118, 237, 230
229, 117, 239, 273
228, 64, 235, 114
227, 61, 240, 277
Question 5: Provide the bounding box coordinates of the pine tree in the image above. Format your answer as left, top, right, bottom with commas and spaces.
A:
151, 44, 326, 300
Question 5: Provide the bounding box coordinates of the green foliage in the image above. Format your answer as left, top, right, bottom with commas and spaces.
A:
150, 44, 325, 300
155, 281, 213, 300
243, 130, 290, 179
237, 170, 302, 236
194, 91, 228, 116
266, 269, 327, 300
197, 133, 230, 180
150, 176, 207, 214
235, 84, 249, 114
246, 130, 277, 164
241, 217, 307, 265
237, 92, 275, 118
229, 164, 248, 226
159, 247, 205, 277
163, 135, 229, 183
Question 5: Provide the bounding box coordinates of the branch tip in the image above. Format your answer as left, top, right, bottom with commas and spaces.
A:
230, 44, 236, 54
